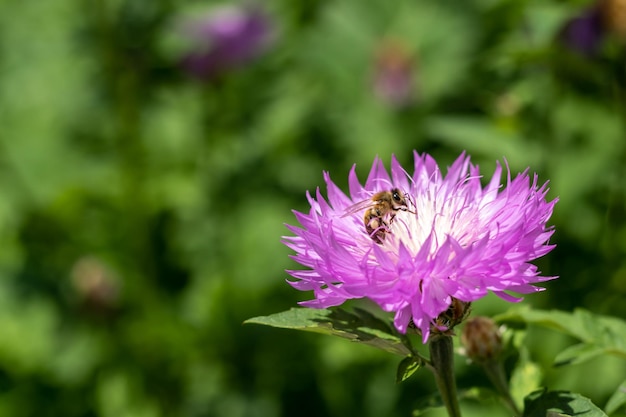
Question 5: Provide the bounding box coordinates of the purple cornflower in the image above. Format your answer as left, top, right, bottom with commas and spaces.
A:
179, 5, 274, 80
284, 152, 557, 342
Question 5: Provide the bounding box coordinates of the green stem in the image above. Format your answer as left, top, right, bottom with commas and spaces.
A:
429, 334, 462, 417
482, 360, 521, 417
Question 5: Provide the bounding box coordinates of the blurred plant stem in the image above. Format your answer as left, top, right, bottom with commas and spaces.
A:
90, 0, 160, 285
481, 359, 521, 417
428, 335, 462, 417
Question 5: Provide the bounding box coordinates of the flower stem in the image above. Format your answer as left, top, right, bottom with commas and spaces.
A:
481, 359, 521, 417
429, 334, 462, 417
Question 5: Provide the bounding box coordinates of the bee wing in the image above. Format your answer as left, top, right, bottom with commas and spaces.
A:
341, 199, 375, 217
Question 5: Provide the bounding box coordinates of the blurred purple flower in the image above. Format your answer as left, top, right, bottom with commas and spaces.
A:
372, 39, 416, 108
560, 7, 604, 55
179, 5, 274, 79
284, 152, 557, 342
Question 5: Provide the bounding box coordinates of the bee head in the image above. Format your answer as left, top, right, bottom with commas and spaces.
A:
390, 188, 407, 209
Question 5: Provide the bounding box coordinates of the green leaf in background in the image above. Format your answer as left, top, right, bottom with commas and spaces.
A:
245, 307, 413, 356
604, 380, 626, 416
496, 308, 626, 366
553, 343, 606, 367
522, 389, 608, 417
396, 355, 423, 383
424, 116, 543, 168
510, 349, 543, 412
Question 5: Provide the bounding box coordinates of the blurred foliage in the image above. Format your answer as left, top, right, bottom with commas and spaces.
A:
0, 0, 625, 416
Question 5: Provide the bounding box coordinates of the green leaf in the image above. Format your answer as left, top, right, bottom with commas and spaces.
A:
495, 308, 576, 334
553, 343, 606, 367
244, 307, 412, 356
522, 389, 608, 417
496, 308, 626, 366
605, 380, 626, 416
396, 355, 423, 383
424, 116, 543, 166
510, 353, 543, 411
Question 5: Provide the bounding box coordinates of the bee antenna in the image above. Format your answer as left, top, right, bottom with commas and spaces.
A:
401, 190, 416, 212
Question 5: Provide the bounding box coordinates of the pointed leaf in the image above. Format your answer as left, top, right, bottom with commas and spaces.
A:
396, 355, 423, 383
605, 380, 626, 416
245, 307, 412, 356
522, 389, 608, 417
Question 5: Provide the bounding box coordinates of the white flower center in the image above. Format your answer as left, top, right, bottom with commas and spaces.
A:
388, 191, 483, 257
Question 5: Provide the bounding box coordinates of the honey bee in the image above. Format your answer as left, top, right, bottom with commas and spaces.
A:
407, 298, 472, 335
343, 188, 414, 244
434, 298, 472, 331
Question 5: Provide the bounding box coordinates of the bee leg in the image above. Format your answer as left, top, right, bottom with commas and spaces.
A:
366, 217, 389, 244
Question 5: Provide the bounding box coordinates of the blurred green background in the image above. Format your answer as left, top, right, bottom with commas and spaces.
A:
1, 0, 626, 416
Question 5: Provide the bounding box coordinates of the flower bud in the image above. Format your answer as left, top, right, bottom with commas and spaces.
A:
71, 256, 120, 315
460, 316, 503, 363
371, 39, 416, 108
